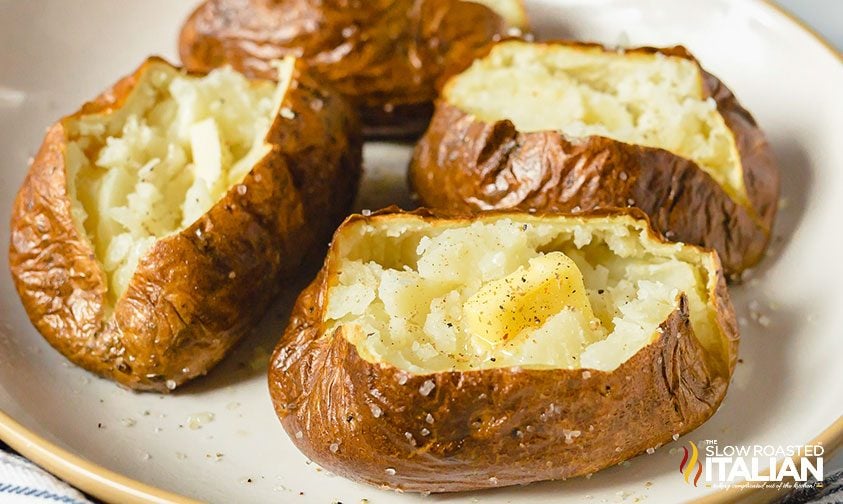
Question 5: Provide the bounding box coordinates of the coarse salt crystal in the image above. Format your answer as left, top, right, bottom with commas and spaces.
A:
562, 429, 581, 444
186, 412, 215, 430
419, 380, 435, 396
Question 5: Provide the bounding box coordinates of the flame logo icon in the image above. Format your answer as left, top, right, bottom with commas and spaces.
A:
679, 441, 703, 486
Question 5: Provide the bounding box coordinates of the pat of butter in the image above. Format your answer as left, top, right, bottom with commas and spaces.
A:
190, 117, 222, 187
463, 251, 596, 348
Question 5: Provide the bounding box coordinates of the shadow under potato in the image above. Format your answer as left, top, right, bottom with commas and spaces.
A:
741, 138, 812, 279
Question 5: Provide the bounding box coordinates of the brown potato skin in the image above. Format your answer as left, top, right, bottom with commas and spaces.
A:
8, 57, 362, 392
268, 208, 738, 492
178, 0, 520, 137
409, 43, 780, 276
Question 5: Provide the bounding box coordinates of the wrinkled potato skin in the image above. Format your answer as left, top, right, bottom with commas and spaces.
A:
409, 43, 779, 276
8, 57, 362, 392
178, 0, 518, 137
269, 208, 738, 492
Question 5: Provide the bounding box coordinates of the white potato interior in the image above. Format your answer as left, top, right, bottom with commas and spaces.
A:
467, 0, 526, 28
64, 61, 288, 304
446, 42, 745, 205
324, 216, 720, 373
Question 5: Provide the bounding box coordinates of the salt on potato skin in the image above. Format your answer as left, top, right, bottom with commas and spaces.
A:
179, 0, 527, 137
270, 209, 738, 492
410, 41, 780, 276
9, 56, 362, 391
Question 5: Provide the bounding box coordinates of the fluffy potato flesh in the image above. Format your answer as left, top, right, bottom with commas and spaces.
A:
324, 215, 720, 373
445, 42, 746, 205
64, 61, 287, 304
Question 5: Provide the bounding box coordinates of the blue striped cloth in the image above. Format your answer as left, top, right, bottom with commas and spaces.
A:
0, 446, 90, 504
779, 470, 843, 504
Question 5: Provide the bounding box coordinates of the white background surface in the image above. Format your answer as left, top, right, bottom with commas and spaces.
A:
0, 0, 841, 503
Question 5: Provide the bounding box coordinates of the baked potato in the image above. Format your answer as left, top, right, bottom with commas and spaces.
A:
409, 41, 779, 276
178, 0, 528, 137
8, 57, 362, 392
269, 208, 737, 492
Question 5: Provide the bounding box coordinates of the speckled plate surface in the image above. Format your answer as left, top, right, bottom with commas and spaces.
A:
0, 0, 841, 502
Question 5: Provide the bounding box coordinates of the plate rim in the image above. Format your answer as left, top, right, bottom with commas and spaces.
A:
0, 409, 195, 504
1, 0, 841, 502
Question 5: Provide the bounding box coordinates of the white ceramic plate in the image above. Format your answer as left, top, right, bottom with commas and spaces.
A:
1, 0, 841, 503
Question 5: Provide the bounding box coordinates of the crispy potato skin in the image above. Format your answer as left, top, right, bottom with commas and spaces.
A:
8, 58, 362, 392
269, 209, 738, 492
178, 0, 517, 137
409, 43, 780, 276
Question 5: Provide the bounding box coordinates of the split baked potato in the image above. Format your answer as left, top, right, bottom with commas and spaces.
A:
410, 41, 780, 276
179, 0, 528, 137
8, 57, 362, 391
269, 208, 738, 492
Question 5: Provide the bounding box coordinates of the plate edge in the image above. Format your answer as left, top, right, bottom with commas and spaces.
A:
0, 409, 197, 504
0, 0, 840, 502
